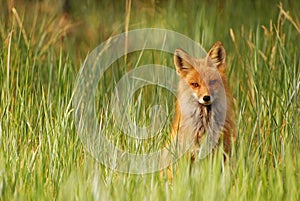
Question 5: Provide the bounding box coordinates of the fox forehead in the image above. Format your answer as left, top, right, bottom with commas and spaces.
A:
185, 60, 221, 82
194, 58, 218, 72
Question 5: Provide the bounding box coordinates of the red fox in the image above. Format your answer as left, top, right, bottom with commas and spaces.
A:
171, 41, 236, 162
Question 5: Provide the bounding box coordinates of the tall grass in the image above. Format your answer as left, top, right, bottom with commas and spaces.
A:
0, 0, 299, 200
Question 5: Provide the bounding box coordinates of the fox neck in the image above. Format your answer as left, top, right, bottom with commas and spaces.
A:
178, 90, 225, 145
182, 100, 212, 140
191, 104, 211, 144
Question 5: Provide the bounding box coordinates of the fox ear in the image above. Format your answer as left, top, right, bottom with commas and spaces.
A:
174, 48, 194, 77
207, 41, 226, 72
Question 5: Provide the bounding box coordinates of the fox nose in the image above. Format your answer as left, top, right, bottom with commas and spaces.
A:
203, 95, 210, 102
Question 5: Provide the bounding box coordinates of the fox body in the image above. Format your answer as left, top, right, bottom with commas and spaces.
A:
172, 42, 235, 159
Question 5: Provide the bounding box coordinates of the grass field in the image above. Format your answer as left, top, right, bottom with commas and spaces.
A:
0, 0, 300, 200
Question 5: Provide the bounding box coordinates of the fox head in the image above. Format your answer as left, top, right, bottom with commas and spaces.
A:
174, 42, 227, 106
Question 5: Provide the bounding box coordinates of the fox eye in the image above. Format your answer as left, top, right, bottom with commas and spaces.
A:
209, 80, 217, 86
191, 83, 199, 87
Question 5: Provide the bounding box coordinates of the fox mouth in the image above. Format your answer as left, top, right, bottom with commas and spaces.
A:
198, 96, 213, 106
198, 100, 212, 106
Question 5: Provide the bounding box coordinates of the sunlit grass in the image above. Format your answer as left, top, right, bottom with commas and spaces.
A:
0, 0, 299, 200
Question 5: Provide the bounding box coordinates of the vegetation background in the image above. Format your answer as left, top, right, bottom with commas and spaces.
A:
0, 0, 299, 200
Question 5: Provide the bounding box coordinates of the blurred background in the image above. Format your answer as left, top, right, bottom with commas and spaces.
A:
1, 0, 298, 61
